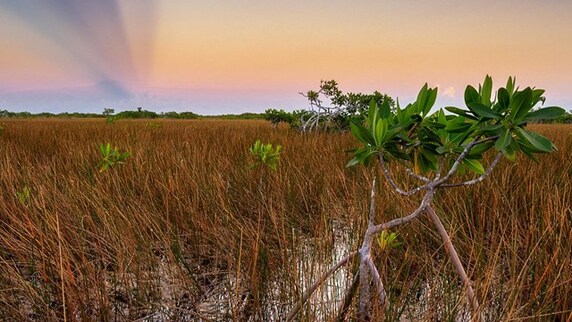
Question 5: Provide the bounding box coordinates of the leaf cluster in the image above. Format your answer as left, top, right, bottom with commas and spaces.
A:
17, 186, 31, 206
348, 76, 565, 173
249, 140, 282, 171
98, 143, 131, 173
377, 230, 401, 252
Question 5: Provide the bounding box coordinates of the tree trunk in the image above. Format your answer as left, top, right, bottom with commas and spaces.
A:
426, 205, 480, 319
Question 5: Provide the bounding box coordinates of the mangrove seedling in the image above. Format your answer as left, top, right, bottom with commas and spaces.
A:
17, 186, 31, 206
97, 143, 130, 172
249, 140, 281, 171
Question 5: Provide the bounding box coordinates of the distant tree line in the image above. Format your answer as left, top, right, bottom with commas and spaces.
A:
0, 110, 104, 118
2, 102, 569, 125
0, 108, 272, 120
0, 108, 200, 120
200, 112, 265, 120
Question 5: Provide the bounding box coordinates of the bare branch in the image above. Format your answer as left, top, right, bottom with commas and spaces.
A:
286, 251, 359, 322
369, 190, 434, 235
435, 136, 498, 185
366, 257, 386, 305
473, 135, 499, 145
358, 254, 372, 320
426, 205, 480, 316
434, 158, 445, 180
436, 137, 480, 184
403, 165, 431, 182
379, 156, 430, 196
368, 176, 376, 226
439, 152, 503, 188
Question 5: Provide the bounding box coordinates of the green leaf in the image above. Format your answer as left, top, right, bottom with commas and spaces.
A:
451, 122, 478, 146
495, 128, 512, 151
463, 159, 485, 174
464, 85, 480, 105
350, 122, 375, 146
510, 88, 533, 121
481, 75, 493, 107
380, 99, 391, 119
496, 88, 510, 112
346, 148, 376, 167
480, 124, 503, 131
384, 125, 403, 142
368, 99, 379, 130
469, 141, 494, 156
531, 89, 545, 106
514, 127, 555, 153
506, 76, 516, 95
524, 106, 565, 121
268, 162, 278, 171
374, 119, 387, 146
467, 102, 502, 119
420, 147, 437, 163
437, 109, 446, 123
445, 106, 478, 120
423, 87, 437, 116
502, 140, 518, 162
478, 123, 503, 136
445, 121, 472, 133
517, 142, 540, 163
418, 152, 437, 173
416, 83, 429, 115
436, 146, 450, 154
425, 120, 446, 130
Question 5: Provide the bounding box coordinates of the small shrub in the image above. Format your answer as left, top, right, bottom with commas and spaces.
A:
106, 116, 117, 124
249, 140, 281, 171
377, 230, 401, 252
17, 186, 31, 206
97, 143, 130, 172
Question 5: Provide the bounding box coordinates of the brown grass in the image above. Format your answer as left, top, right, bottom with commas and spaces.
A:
0, 119, 570, 321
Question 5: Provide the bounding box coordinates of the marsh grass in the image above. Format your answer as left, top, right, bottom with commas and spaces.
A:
0, 119, 570, 321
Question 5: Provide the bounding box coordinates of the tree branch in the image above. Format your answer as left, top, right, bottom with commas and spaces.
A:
439, 152, 503, 188
366, 257, 386, 305
379, 156, 430, 196
435, 136, 498, 185
358, 253, 372, 320
369, 190, 434, 235
368, 176, 376, 225
403, 165, 431, 182
286, 251, 359, 322
426, 205, 481, 317
434, 158, 445, 180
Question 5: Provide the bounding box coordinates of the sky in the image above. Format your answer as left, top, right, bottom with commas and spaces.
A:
0, 1, 571, 115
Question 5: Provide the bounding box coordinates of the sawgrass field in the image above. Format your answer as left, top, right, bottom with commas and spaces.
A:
0, 119, 570, 321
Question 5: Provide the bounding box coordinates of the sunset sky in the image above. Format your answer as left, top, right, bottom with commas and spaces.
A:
0, 1, 571, 114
